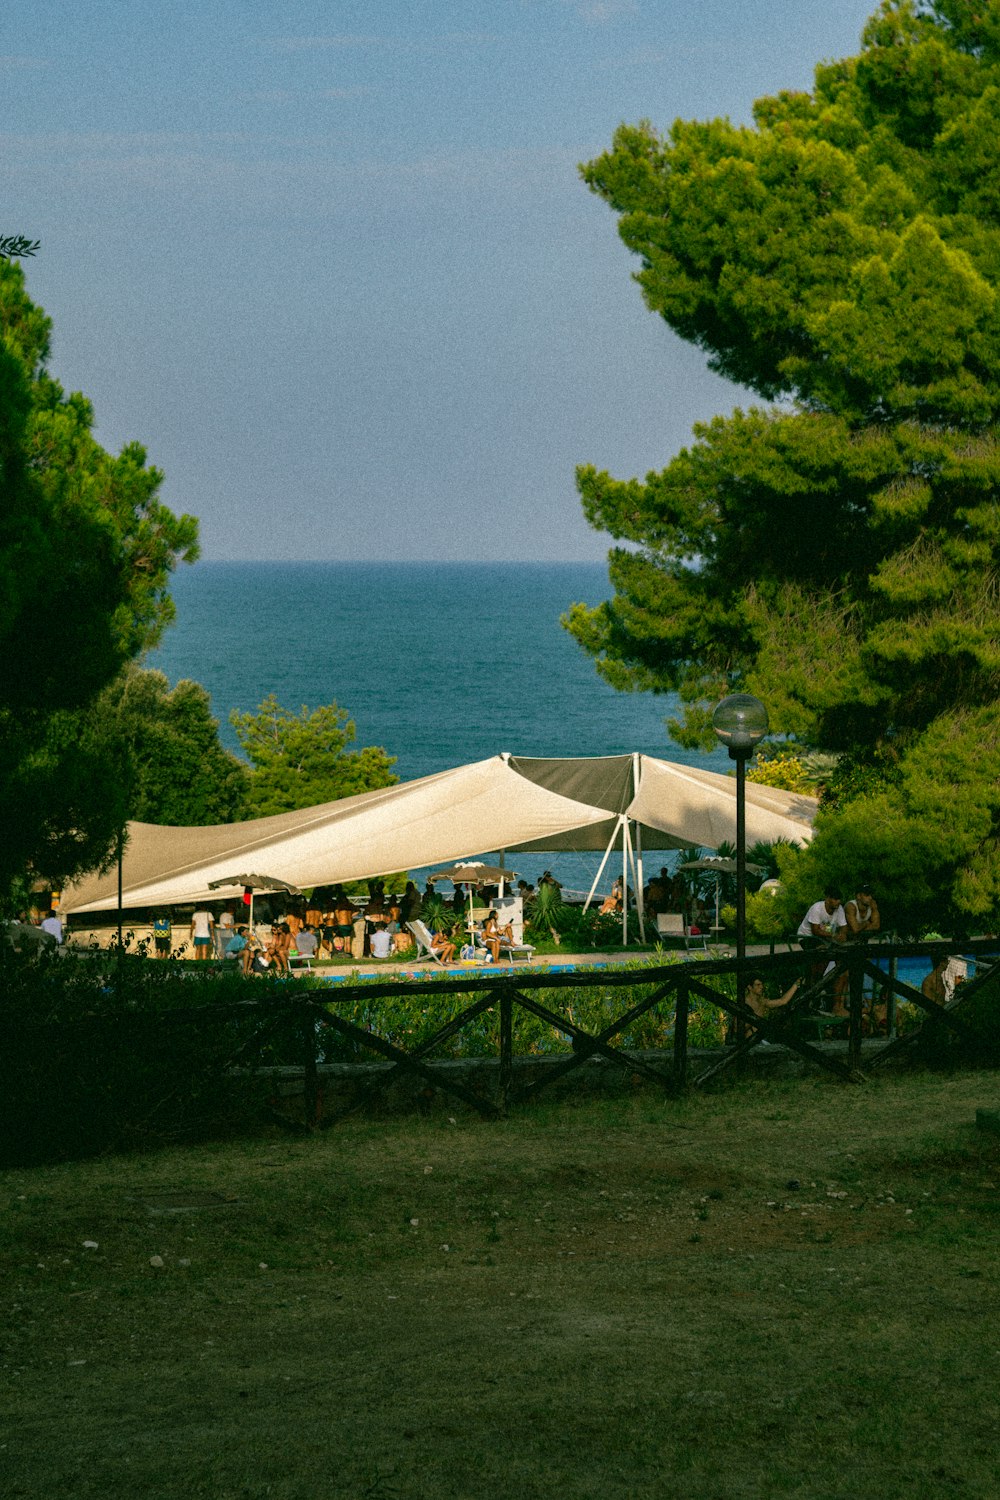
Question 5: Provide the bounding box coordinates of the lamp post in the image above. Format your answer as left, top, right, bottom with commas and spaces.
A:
713, 693, 769, 1040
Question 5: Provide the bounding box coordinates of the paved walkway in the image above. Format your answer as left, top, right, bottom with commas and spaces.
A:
309, 941, 758, 983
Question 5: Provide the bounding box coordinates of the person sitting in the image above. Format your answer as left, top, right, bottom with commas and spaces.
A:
796, 889, 848, 948
369, 923, 393, 960
741, 973, 803, 1043
480, 908, 514, 962
242, 927, 268, 975
599, 889, 621, 916
269, 922, 292, 975
745, 973, 801, 1019
295, 924, 319, 962
430, 925, 458, 963
386, 901, 413, 954
224, 925, 250, 965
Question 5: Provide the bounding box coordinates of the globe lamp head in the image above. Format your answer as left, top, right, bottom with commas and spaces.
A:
712, 693, 769, 759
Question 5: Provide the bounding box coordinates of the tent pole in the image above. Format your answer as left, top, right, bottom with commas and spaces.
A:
632, 754, 646, 942
622, 817, 628, 947
623, 818, 642, 946
583, 820, 621, 914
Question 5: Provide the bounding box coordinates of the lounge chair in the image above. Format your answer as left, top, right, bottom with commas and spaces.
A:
475, 922, 534, 964
407, 919, 455, 967
491, 935, 535, 964
655, 912, 706, 951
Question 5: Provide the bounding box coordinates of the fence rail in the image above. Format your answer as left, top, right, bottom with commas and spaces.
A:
2, 939, 998, 1160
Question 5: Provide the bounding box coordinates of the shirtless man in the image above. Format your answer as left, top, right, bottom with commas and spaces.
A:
921, 955, 950, 1006
744, 974, 802, 1019
333, 888, 356, 952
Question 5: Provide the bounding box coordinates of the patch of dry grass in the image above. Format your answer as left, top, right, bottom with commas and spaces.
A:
2, 1073, 999, 1498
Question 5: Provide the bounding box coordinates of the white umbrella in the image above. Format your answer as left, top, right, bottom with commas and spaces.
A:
206, 873, 301, 933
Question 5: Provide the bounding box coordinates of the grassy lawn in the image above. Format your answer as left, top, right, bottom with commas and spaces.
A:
2, 1073, 999, 1499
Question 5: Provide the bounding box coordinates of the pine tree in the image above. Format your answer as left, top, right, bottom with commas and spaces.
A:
566, 1, 1000, 927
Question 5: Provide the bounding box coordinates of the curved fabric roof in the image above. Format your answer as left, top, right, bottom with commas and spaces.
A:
60, 752, 816, 914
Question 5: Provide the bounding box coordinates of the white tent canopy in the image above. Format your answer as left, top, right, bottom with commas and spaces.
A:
60, 752, 816, 916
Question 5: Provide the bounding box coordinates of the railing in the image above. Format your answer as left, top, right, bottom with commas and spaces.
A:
285, 935, 1000, 1122
2, 939, 997, 1163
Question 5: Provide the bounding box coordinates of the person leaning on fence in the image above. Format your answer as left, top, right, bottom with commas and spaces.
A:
796, 890, 848, 950
845, 882, 880, 940
796, 889, 848, 1007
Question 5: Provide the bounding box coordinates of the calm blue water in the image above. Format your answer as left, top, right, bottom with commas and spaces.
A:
148, 562, 730, 890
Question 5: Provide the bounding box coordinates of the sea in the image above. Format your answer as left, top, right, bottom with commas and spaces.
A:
148, 561, 731, 893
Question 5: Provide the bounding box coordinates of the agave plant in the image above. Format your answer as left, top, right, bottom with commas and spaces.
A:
526, 880, 575, 940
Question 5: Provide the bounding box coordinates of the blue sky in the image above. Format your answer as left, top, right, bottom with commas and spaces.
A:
3, 0, 877, 561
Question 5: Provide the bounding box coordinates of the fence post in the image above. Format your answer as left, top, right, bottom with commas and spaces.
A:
497, 991, 513, 1115
302, 1006, 320, 1128
674, 976, 689, 1091
886, 943, 897, 1038
848, 952, 865, 1072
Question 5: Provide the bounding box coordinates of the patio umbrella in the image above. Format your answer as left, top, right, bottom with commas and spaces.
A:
428, 861, 518, 940
677, 857, 765, 931
206, 873, 301, 932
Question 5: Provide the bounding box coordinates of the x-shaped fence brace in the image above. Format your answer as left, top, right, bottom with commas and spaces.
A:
165, 938, 1000, 1124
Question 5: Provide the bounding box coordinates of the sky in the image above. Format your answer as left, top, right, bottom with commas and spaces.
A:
3, 0, 878, 562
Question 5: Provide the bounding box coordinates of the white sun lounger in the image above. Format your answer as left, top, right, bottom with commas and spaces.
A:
407, 919, 454, 966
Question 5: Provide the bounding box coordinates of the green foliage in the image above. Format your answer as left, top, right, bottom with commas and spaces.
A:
567, 1, 1000, 927
418, 893, 457, 937
0, 262, 199, 896
525, 880, 576, 938
231, 694, 397, 817
746, 754, 813, 794
0, 945, 274, 1165
0, 234, 39, 259
97, 667, 251, 825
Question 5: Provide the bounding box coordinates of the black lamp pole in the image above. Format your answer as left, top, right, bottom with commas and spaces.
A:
713, 694, 769, 1038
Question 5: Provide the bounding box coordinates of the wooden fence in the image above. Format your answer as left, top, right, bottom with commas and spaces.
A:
240, 936, 1000, 1125
2, 938, 997, 1162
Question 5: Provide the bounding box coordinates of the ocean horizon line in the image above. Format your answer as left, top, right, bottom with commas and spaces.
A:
185, 558, 613, 568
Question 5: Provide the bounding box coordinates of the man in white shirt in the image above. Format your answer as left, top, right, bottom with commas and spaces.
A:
796, 890, 847, 947
39, 909, 63, 944
369, 925, 393, 960
797, 888, 848, 1009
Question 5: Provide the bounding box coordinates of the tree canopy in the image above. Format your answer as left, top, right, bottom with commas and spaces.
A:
566, 0, 1000, 929
231, 695, 397, 819
1, 262, 199, 895
98, 667, 250, 827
